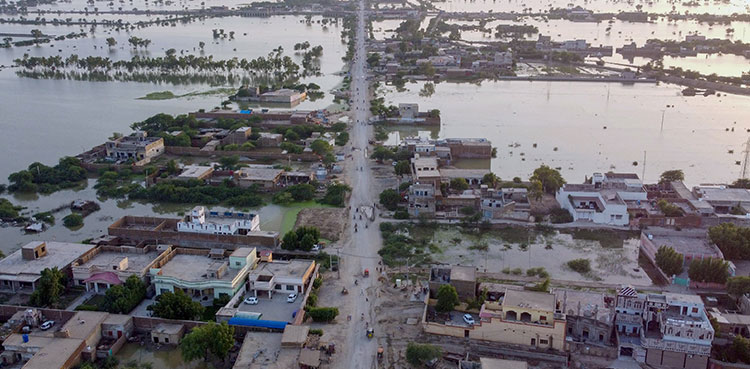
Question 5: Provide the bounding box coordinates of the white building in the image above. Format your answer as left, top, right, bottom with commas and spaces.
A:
177, 206, 260, 235
493, 51, 513, 66
560, 39, 589, 51
556, 172, 646, 226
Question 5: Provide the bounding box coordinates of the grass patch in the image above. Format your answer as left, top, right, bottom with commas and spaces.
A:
491, 226, 533, 244
137, 88, 237, 100
279, 201, 334, 235
566, 229, 636, 249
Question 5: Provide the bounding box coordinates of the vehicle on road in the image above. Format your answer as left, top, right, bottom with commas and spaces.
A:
363, 269, 369, 277
463, 314, 475, 325
243, 297, 258, 305
40, 320, 55, 330
366, 328, 374, 339
287, 293, 298, 303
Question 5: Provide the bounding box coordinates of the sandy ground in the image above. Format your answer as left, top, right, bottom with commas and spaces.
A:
295, 207, 347, 242
429, 229, 652, 285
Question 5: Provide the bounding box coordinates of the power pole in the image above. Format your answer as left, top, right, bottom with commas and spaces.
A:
741, 137, 750, 180
642, 151, 647, 181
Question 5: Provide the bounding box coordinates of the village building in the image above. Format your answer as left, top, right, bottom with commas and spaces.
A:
71, 244, 171, 294
0, 241, 96, 293
247, 257, 317, 297
554, 289, 616, 357
150, 323, 185, 345
236, 166, 284, 189
176, 165, 214, 182
257, 132, 284, 147
177, 206, 261, 235
556, 172, 647, 226
692, 185, 750, 216
429, 265, 477, 300
410, 155, 441, 189
615, 286, 714, 368
151, 247, 259, 300
220, 127, 252, 146
105, 131, 164, 162
640, 228, 729, 278
407, 183, 436, 217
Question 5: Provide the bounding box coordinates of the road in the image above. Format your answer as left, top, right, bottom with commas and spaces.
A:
332, 0, 384, 367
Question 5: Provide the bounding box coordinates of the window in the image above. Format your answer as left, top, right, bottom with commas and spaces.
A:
275, 285, 282, 290
540, 339, 548, 345
691, 307, 698, 313
540, 316, 547, 321
236, 262, 242, 266
164, 337, 169, 343
286, 285, 295, 291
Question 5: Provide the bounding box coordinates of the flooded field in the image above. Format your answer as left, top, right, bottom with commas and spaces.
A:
380, 80, 750, 185
0, 14, 346, 180
429, 228, 652, 285
431, 0, 750, 16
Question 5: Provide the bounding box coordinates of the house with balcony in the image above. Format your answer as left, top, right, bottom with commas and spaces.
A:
105, 131, 164, 162
246, 257, 316, 297
71, 244, 171, 294
424, 288, 566, 351
615, 286, 714, 368
177, 206, 261, 235
556, 172, 647, 226
407, 183, 436, 217
151, 247, 258, 301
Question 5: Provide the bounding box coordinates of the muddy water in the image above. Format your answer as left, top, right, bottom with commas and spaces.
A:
380, 80, 750, 185
115, 342, 208, 369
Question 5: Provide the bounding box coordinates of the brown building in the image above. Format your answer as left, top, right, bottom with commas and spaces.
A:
429, 265, 477, 300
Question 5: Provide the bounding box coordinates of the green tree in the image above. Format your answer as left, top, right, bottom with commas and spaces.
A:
299, 233, 316, 252
659, 169, 685, 184
29, 267, 64, 307
449, 178, 469, 192
310, 140, 332, 156
731, 178, 750, 189
218, 155, 240, 170
394, 160, 411, 176
405, 343, 442, 366
180, 322, 235, 362
379, 189, 401, 211
708, 223, 750, 259
151, 289, 205, 320
482, 173, 499, 188
657, 199, 684, 217
103, 275, 146, 313
529, 179, 544, 201
567, 258, 591, 274
655, 246, 684, 276
688, 258, 729, 284
435, 284, 459, 313
727, 276, 750, 300
282, 230, 299, 250
530, 165, 565, 194
106, 37, 117, 48
63, 213, 84, 228
284, 129, 300, 141
166, 159, 180, 175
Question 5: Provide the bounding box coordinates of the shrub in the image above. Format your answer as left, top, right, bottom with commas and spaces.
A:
510, 268, 523, 275
306, 307, 339, 322
63, 213, 84, 228
306, 293, 318, 307
313, 277, 323, 290
393, 210, 410, 219
309, 329, 324, 336
549, 208, 573, 223
406, 343, 441, 366
567, 258, 591, 274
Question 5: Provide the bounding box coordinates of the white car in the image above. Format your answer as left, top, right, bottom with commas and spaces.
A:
287, 293, 298, 303
311, 244, 320, 252
40, 320, 55, 330
243, 297, 258, 305
462, 314, 475, 325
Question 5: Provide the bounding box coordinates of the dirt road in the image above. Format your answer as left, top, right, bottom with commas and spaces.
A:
330, 1, 384, 368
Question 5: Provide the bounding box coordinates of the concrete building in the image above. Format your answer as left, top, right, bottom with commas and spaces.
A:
0, 241, 96, 293
556, 172, 647, 226
221, 127, 252, 146
177, 206, 261, 235
151, 247, 258, 300
615, 286, 714, 368
259, 89, 306, 104
429, 265, 477, 300
481, 187, 530, 220
257, 132, 283, 147
640, 228, 726, 277
439, 168, 489, 187
554, 289, 616, 357
105, 131, 164, 161
425, 288, 566, 351
71, 244, 171, 294
176, 165, 214, 181
398, 103, 419, 119
407, 183, 436, 217
151, 323, 185, 345
237, 166, 283, 189
247, 258, 317, 297
692, 185, 750, 215
410, 155, 441, 189
493, 51, 513, 66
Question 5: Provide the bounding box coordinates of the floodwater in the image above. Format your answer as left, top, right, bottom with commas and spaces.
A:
380, 80, 750, 185
431, 0, 750, 16
115, 342, 208, 369
0, 15, 346, 180
0, 178, 311, 256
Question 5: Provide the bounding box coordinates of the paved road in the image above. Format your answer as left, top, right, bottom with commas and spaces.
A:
333, 1, 383, 368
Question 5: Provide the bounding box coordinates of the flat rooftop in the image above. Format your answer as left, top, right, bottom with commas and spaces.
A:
238, 167, 284, 181
503, 289, 555, 312
177, 165, 213, 179
439, 168, 490, 179
77, 248, 161, 274
0, 241, 96, 281
664, 292, 705, 306
695, 186, 750, 203
250, 260, 314, 280
554, 289, 613, 323
3, 334, 83, 369
158, 254, 241, 283
451, 265, 476, 282
153, 323, 184, 335
643, 229, 720, 257
480, 358, 528, 369
61, 311, 109, 340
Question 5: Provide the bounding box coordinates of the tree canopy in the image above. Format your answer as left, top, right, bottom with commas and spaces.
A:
435, 284, 459, 313
688, 258, 729, 284
659, 169, 685, 184
530, 165, 565, 194
29, 267, 64, 307
180, 322, 235, 362
379, 189, 401, 211
406, 343, 442, 366
151, 289, 205, 320
709, 223, 750, 260
655, 246, 684, 276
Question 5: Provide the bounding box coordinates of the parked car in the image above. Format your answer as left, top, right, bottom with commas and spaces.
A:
462, 314, 475, 325
40, 320, 55, 330
243, 297, 258, 305
312, 244, 320, 252
287, 293, 298, 303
